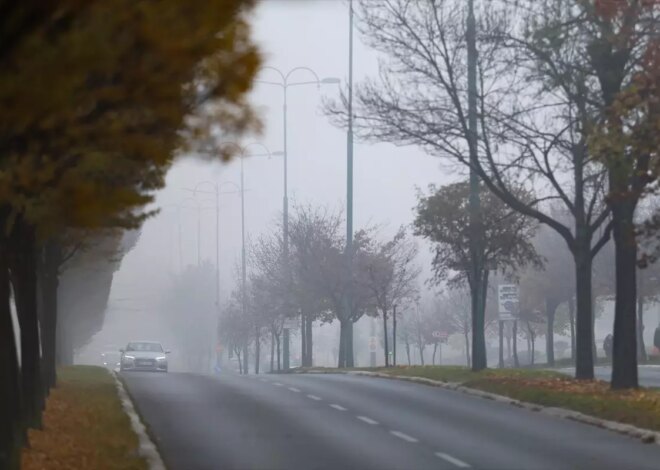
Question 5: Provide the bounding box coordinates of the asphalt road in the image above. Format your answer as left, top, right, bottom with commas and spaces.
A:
558, 365, 660, 388
122, 371, 660, 470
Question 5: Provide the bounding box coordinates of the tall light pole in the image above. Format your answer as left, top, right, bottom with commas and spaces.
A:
258, 67, 339, 370
467, 0, 486, 371
342, 0, 356, 368
217, 142, 281, 374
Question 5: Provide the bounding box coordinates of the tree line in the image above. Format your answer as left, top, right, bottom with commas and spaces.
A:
0, 1, 261, 467
325, 0, 659, 389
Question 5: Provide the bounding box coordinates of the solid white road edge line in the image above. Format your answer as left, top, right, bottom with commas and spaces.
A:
435, 452, 471, 468
330, 404, 347, 411
113, 372, 166, 470
390, 430, 418, 443
356, 416, 379, 425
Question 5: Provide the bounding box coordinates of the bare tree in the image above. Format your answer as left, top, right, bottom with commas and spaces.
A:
358, 227, 420, 366
326, 0, 613, 380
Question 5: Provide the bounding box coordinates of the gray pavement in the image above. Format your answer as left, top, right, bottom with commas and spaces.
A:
122, 371, 660, 470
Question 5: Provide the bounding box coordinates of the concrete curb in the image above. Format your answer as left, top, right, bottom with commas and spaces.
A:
300, 369, 660, 446
112, 372, 166, 470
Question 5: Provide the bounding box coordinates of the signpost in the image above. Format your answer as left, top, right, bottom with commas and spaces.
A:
432, 331, 449, 342
498, 284, 519, 368
498, 284, 519, 321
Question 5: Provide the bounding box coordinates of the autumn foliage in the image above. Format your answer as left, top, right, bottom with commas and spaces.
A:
0, 1, 261, 468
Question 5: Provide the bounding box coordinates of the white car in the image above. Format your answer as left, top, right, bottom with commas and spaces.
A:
120, 341, 169, 372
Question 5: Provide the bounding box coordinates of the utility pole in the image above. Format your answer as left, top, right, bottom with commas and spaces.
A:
341, 0, 355, 368
467, 0, 486, 371
241, 156, 248, 374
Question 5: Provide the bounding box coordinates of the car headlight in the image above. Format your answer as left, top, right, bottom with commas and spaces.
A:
156, 356, 167, 361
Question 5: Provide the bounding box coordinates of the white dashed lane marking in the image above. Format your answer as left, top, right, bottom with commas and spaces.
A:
329, 404, 347, 411
389, 430, 418, 443
307, 394, 322, 401
435, 452, 471, 468
356, 416, 379, 425
274, 382, 283, 387
288, 387, 301, 393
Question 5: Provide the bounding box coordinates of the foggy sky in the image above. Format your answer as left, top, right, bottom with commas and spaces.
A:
80, 0, 659, 361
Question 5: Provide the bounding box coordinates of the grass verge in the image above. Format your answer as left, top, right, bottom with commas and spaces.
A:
22, 366, 147, 470
304, 365, 660, 433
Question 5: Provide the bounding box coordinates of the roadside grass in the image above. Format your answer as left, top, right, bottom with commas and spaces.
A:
22, 366, 147, 470
302, 365, 660, 433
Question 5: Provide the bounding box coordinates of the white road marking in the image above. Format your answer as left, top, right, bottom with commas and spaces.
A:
390, 430, 418, 443
356, 416, 379, 425
274, 382, 283, 386
260, 379, 268, 383
307, 394, 322, 401
435, 452, 471, 468
288, 387, 301, 392
329, 404, 347, 411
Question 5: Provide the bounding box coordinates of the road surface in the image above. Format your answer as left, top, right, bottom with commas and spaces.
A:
122, 371, 660, 470
558, 365, 660, 388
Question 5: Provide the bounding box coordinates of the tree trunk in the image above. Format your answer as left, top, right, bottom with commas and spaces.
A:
405, 341, 411, 366
305, 315, 313, 367
636, 282, 647, 363
471, 269, 488, 371
418, 344, 425, 366
513, 320, 519, 368
574, 249, 594, 379
10, 219, 43, 428
276, 333, 281, 371
382, 309, 389, 367
0, 238, 22, 470
254, 327, 261, 375
611, 203, 638, 389
236, 348, 243, 374
243, 342, 249, 375
498, 320, 504, 368
338, 319, 354, 368
432, 342, 438, 365
546, 299, 558, 366
392, 305, 397, 366
270, 331, 275, 372
464, 330, 471, 368
301, 312, 307, 367
568, 298, 576, 363
40, 239, 61, 390
346, 321, 354, 367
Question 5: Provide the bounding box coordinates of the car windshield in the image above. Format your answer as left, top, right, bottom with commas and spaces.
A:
126, 342, 163, 352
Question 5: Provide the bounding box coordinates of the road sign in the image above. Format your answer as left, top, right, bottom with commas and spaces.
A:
498, 284, 519, 321
432, 331, 449, 341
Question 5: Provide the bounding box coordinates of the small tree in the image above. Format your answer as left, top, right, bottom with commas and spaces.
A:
358, 227, 420, 366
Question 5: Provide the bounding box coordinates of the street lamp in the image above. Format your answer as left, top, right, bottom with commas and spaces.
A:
258, 66, 339, 370
217, 141, 282, 374
183, 181, 241, 307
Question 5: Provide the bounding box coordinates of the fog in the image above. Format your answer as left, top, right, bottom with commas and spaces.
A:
76, 0, 660, 371
77, 0, 447, 369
